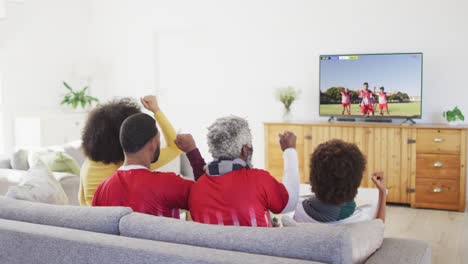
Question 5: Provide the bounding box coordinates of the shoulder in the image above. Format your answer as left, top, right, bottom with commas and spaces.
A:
157, 171, 193, 183
247, 168, 277, 181
248, 168, 272, 175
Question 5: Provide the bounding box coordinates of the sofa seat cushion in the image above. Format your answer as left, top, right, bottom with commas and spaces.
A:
365, 238, 431, 264
119, 213, 353, 264
0, 197, 132, 235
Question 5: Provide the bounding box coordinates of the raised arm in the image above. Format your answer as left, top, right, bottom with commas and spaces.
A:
140, 95, 182, 170
371, 172, 387, 223
279, 131, 300, 213
175, 134, 206, 181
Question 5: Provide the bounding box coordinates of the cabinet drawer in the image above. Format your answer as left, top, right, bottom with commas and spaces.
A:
267, 125, 304, 144
416, 154, 460, 180
415, 178, 459, 205
417, 129, 461, 154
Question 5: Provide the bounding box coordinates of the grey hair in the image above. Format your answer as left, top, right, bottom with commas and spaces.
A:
207, 116, 252, 160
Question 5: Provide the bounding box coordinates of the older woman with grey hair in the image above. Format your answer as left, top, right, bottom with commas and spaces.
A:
184, 116, 299, 227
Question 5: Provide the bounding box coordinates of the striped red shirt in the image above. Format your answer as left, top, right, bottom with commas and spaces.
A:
188, 168, 289, 227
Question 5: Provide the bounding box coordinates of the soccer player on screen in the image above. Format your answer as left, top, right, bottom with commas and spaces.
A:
340, 88, 351, 115
375, 86, 396, 116
359, 82, 374, 116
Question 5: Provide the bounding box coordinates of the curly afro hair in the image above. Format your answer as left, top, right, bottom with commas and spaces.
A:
82, 98, 141, 164
310, 139, 366, 205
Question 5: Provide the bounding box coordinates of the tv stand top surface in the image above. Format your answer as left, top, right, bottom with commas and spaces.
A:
264, 121, 468, 130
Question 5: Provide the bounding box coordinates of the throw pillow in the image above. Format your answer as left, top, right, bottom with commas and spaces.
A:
28, 150, 81, 176
10, 149, 30, 170
64, 140, 85, 166
5, 161, 69, 205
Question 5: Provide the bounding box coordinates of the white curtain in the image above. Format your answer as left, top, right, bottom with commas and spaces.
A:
0, 0, 5, 19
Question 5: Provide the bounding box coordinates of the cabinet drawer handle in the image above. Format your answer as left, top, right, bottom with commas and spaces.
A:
434, 138, 444, 143
433, 161, 443, 168
433, 187, 442, 193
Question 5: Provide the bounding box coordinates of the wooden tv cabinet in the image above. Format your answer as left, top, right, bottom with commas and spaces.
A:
264, 122, 467, 211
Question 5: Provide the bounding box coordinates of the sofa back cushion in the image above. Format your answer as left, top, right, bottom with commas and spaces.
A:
119, 213, 353, 264
0, 197, 132, 235
0, 218, 318, 264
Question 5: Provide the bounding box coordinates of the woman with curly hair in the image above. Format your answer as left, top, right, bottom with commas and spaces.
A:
79, 95, 181, 206
293, 139, 387, 223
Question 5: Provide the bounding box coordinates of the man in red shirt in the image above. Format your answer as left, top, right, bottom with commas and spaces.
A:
359, 82, 374, 116
187, 116, 299, 227
92, 113, 194, 219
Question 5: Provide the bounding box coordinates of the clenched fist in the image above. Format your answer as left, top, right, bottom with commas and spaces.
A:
140, 95, 160, 113
371, 172, 386, 193
174, 134, 197, 153
279, 131, 297, 151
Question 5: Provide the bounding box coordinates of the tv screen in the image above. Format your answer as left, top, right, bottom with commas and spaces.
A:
319, 53, 423, 118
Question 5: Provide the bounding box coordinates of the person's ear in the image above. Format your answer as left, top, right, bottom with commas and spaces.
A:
153, 135, 160, 149
240, 145, 249, 161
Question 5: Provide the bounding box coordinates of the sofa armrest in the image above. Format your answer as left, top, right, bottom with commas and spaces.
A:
365, 238, 431, 264
0, 155, 12, 169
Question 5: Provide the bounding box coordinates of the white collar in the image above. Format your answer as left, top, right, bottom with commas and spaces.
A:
118, 165, 150, 171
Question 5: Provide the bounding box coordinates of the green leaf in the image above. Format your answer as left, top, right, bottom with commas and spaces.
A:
71, 100, 78, 109
63, 81, 73, 92
80, 100, 86, 109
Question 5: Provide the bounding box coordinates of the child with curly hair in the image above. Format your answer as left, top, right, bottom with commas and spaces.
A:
294, 139, 386, 223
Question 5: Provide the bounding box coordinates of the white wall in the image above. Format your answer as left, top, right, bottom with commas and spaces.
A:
0, 0, 91, 153
88, 0, 468, 166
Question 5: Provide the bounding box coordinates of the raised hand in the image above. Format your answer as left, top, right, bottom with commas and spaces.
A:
279, 131, 297, 151
174, 134, 197, 153
140, 95, 160, 113
371, 172, 386, 193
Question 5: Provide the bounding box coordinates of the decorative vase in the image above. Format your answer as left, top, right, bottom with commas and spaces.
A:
283, 108, 292, 122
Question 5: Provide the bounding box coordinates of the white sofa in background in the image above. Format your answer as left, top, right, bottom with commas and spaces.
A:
0, 142, 193, 206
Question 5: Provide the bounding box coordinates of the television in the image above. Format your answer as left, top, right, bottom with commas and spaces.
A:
319, 53, 423, 120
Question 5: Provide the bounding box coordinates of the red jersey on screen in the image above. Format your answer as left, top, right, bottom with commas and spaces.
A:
92, 168, 193, 218
359, 90, 373, 105
378, 91, 387, 104
341, 91, 351, 104
189, 168, 289, 227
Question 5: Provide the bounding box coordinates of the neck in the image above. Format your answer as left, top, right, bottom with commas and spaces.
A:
123, 154, 151, 169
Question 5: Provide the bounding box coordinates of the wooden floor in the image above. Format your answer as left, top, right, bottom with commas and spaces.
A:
386, 205, 468, 264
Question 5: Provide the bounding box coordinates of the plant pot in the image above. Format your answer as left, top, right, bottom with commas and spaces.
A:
447, 120, 463, 126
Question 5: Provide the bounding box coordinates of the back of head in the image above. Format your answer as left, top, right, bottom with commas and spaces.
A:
120, 113, 158, 154
82, 98, 141, 163
310, 139, 366, 205
207, 116, 252, 160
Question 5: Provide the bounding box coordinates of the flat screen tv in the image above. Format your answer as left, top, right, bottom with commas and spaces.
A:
319, 53, 423, 120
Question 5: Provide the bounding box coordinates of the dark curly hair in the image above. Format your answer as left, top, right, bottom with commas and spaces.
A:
82, 98, 141, 164
310, 139, 366, 205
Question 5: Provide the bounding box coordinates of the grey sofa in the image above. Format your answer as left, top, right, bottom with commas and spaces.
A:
0, 197, 431, 264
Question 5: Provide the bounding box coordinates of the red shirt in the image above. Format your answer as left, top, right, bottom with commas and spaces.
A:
188, 168, 289, 227
341, 91, 350, 104
92, 168, 193, 218
359, 90, 373, 105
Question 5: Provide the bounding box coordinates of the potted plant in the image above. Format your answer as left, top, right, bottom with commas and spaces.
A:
60, 81, 99, 111
443, 106, 465, 125
275, 86, 300, 122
